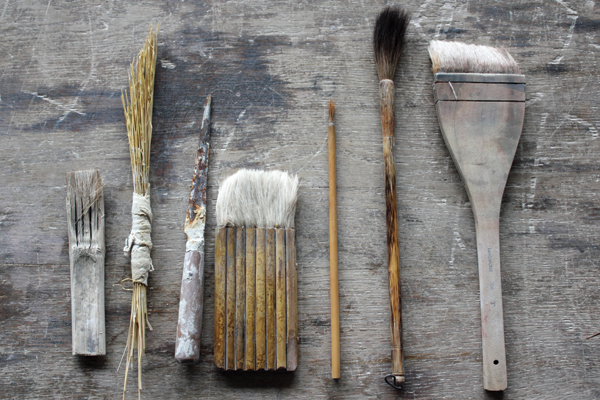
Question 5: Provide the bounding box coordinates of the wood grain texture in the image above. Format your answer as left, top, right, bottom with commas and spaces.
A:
1, 0, 600, 398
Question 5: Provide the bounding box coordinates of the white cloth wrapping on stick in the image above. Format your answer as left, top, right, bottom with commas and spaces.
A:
124, 192, 154, 285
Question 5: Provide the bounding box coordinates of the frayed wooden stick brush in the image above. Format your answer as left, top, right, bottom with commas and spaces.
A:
66, 169, 105, 356
428, 40, 525, 391
121, 25, 158, 400
373, 6, 410, 388
175, 95, 212, 364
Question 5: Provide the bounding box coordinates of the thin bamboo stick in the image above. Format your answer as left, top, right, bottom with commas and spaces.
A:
255, 228, 267, 370
245, 227, 256, 370
285, 228, 298, 371
328, 100, 340, 379
235, 227, 246, 370
226, 227, 236, 369
214, 227, 227, 369
266, 228, 276, 370
275, 228, 286, 369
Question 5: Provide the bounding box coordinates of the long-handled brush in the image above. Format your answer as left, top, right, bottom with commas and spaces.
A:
373, 6, 410, 388
121, 25, 158, 400
328, 101, 340, 380
428, 40, 525, 391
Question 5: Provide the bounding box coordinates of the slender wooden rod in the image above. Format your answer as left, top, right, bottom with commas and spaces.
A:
380, 79, 404, 383
328, 100, 340, 380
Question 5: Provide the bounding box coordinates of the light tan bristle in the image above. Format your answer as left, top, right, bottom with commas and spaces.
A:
216, 169, 299, 228
121, 24, 158, 400
428, 40, 520, 75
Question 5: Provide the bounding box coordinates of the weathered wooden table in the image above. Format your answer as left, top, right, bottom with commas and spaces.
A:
1, 1, 599, 399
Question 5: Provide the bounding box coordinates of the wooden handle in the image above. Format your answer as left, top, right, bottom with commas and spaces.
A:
175, 251, 205, 363
328, 102, 340, 379
265, 228, 276, 369
475, 219, 507, 391
225, 227, 236, 369
214, 227, 227, 369
255, 228, 267, 370
245, 228, 257, 370
235, 227, 246, 370
275, 228, 287, 369
286, 228, 298, 371
380, 79, 404, 381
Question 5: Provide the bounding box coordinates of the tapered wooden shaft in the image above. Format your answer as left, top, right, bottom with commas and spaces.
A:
286, 228, 298, 371
255, 228, 267, 369
380, 79, 404, 381
245, 228, 256, 370
265, 228, 276, 369
225, 227, 236, 369
213, 227, 227, 369
235, 227, 246, 370
275, 228, 287, 369
476, 217, 507, 390
328, 109, 340, 379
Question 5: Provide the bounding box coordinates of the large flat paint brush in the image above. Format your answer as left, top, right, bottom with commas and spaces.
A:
175, 95, 212, 363
428, 40, 525, 391
373, 6, 410, 388
214, 169, 299, 371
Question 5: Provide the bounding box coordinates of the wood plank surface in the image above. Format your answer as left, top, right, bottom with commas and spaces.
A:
1, 0, 600, 398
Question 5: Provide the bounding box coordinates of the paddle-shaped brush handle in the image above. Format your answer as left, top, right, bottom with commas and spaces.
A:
380, 79, 404, 383
475, 217, 507, 390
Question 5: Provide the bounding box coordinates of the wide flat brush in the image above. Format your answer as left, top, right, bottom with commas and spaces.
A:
373, 6, 410, 388
428, 40, 525, 391
214, 169, 299, 371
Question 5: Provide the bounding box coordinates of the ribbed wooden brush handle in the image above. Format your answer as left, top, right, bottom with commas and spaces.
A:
380, 79, 404, 382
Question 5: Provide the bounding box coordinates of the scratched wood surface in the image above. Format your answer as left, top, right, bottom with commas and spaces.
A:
1, 1, 599, 399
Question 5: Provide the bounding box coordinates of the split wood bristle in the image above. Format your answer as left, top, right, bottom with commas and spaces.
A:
373, 6, 410, 81
428, 40, 521, 75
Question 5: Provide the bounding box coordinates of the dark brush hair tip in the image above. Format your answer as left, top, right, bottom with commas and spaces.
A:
373, 6, 411, 81
329, 100, 335, 122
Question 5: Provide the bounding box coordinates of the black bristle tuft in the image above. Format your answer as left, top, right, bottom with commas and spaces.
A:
373, 6, 411, 81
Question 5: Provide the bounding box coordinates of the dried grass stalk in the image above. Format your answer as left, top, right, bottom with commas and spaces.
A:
121, 24, 158, 400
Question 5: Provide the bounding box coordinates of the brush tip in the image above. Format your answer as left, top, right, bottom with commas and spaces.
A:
328, 100, 335, 122
373, 6, 411, 81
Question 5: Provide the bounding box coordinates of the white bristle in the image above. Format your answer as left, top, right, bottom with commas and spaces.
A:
216, 169, 299, 228
428, 40, 521, 74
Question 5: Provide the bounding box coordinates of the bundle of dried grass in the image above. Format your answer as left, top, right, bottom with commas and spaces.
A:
121, 25, 158, 400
